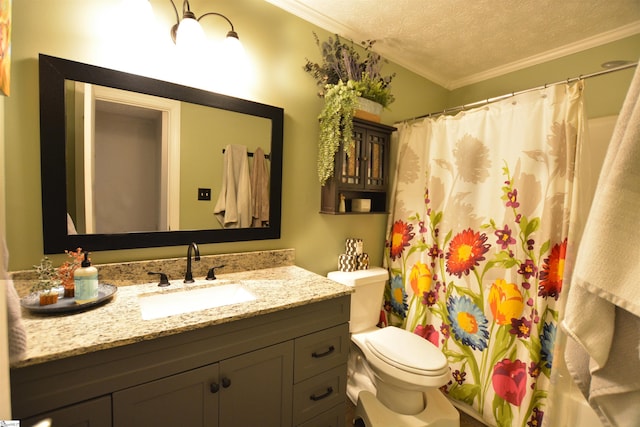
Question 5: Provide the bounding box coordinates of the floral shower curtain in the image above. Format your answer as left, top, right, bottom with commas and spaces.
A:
383, 83, 584, 427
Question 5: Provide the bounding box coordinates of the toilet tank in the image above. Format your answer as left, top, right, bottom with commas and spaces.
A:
327, 267, 388, 333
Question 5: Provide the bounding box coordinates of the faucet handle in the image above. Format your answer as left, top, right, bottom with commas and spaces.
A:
206, 265, 226, 280
148, 271, 170, 287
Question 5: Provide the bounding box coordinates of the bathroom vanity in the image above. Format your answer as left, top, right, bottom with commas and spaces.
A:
10, 260, 352, 427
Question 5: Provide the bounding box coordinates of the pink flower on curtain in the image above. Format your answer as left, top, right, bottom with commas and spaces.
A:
492, 358, 527, 406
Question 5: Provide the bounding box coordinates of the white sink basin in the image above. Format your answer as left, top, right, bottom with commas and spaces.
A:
138, 282, 256, 320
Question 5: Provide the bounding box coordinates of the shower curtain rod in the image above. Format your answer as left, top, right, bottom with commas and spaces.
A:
407, 61, 638, 121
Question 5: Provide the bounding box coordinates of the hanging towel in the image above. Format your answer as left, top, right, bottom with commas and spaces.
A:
251, 147, 270, 227
2, 237, 27, 363
214, 144, 252, 228
562, 62, 640, 427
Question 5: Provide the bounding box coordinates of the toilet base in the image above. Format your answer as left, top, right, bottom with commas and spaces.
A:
354, 389, 460, 427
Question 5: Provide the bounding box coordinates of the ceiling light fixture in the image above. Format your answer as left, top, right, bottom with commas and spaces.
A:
168, 0, 242, 55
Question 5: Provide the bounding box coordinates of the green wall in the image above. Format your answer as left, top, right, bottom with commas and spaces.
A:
2, 0, 638, 275
447, 34, 640, 119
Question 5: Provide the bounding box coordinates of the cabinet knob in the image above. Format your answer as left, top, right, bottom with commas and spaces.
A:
221, 377, 231, 388
210, 382, 220, 393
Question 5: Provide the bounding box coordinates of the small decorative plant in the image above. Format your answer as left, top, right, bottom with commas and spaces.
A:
304, 33, 396, 185
30, 248, 85, 305
32, 257, 62, 306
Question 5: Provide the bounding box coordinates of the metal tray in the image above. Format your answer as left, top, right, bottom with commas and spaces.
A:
20, 283, 117, 314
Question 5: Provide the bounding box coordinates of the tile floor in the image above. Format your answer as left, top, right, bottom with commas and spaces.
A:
346, 399, 487, 426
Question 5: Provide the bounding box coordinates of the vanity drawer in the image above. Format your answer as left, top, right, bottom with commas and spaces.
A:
296, 402, 346, 427
293, 364, 347, 426
294, 324, 349, 382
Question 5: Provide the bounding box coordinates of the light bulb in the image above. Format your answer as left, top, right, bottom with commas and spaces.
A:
175, 17, 205, 52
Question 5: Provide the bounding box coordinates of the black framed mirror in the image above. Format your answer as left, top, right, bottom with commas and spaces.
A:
39, 54, 284, 253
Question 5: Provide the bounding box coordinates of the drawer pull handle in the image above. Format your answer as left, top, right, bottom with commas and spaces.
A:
222, 377, 231, 388
310, 386, 334, 401
311, 345, 335, 358
210, 383, 220, 393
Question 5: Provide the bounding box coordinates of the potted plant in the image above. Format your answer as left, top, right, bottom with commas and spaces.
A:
304, 33, 395, 185
32, 257, 62, 306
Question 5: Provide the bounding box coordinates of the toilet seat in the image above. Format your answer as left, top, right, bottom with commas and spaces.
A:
364, 326, 449, 377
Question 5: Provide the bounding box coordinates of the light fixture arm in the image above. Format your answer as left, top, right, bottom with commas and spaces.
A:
198, 12, 238, 38
168, 0, 239, 43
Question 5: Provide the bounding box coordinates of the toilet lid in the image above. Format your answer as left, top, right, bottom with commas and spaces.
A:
365, 327, 449, 376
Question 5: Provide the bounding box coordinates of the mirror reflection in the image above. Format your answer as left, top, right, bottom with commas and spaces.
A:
40, 54, 284, 253
64, 83, 271, 234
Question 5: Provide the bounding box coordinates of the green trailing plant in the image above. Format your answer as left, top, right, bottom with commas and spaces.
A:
304, 33, 396, 185
317, 80, 359, 185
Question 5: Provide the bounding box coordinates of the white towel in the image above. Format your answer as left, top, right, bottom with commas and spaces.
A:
251, 147, 270, 227
2, 237, 27, 363
562, 61, 640, 427
214, 144, 252, 228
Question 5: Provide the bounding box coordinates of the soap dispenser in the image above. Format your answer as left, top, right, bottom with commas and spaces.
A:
74, 251, 99, 304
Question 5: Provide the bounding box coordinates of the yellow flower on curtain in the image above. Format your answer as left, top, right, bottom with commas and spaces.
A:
489, 279, 524, 326
409, 262, 432, 296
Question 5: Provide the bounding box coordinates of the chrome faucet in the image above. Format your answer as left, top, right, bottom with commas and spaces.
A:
184, 242, 200, 283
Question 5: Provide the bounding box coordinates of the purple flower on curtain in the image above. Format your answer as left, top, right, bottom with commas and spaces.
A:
388, 220, 414, 261
428, 243, 442, 263
538, 239, 567, 300
528, 362, 541, 380
440, 323, 451, 340
414, 324, 439, 347
447, 296, 489, 351
510, 317, 532, 338
495, 225, 516, 249
540, 322, 557, 369
492, 358, 527, 406
452, 369, 467, 385
445, 229, 490, 278
506, 189, 520, 208
389, 274, 408, 317
518, 259, 538, 279
527, 407, 544, 427
422, 290, 437, 306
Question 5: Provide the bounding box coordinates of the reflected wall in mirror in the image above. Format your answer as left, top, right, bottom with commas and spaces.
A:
40, 54, 284, 253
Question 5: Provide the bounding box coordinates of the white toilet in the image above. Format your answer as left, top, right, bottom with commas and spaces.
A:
328, 267, 459, 427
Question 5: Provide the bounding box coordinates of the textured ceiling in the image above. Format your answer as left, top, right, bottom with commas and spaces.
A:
266, 0, 640, 89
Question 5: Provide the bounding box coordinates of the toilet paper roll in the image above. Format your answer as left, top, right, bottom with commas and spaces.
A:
345, 238, 363, 256
357, 253, 370, 270
338, 254, 358, 272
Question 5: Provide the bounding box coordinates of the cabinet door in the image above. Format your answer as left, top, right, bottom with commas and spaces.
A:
336, 124, 389, 191
219, 341, 294, 427
362, 128, 388, 191
112, 363, 219, 427
21, 395, 112, 427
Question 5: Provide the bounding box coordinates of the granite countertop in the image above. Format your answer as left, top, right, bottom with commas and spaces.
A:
12, 265, 352, 368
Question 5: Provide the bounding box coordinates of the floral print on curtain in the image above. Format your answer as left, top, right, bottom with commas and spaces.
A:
383, 83, 584, 427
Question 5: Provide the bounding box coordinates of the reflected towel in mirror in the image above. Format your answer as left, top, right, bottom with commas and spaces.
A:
214, 144, 252, 228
